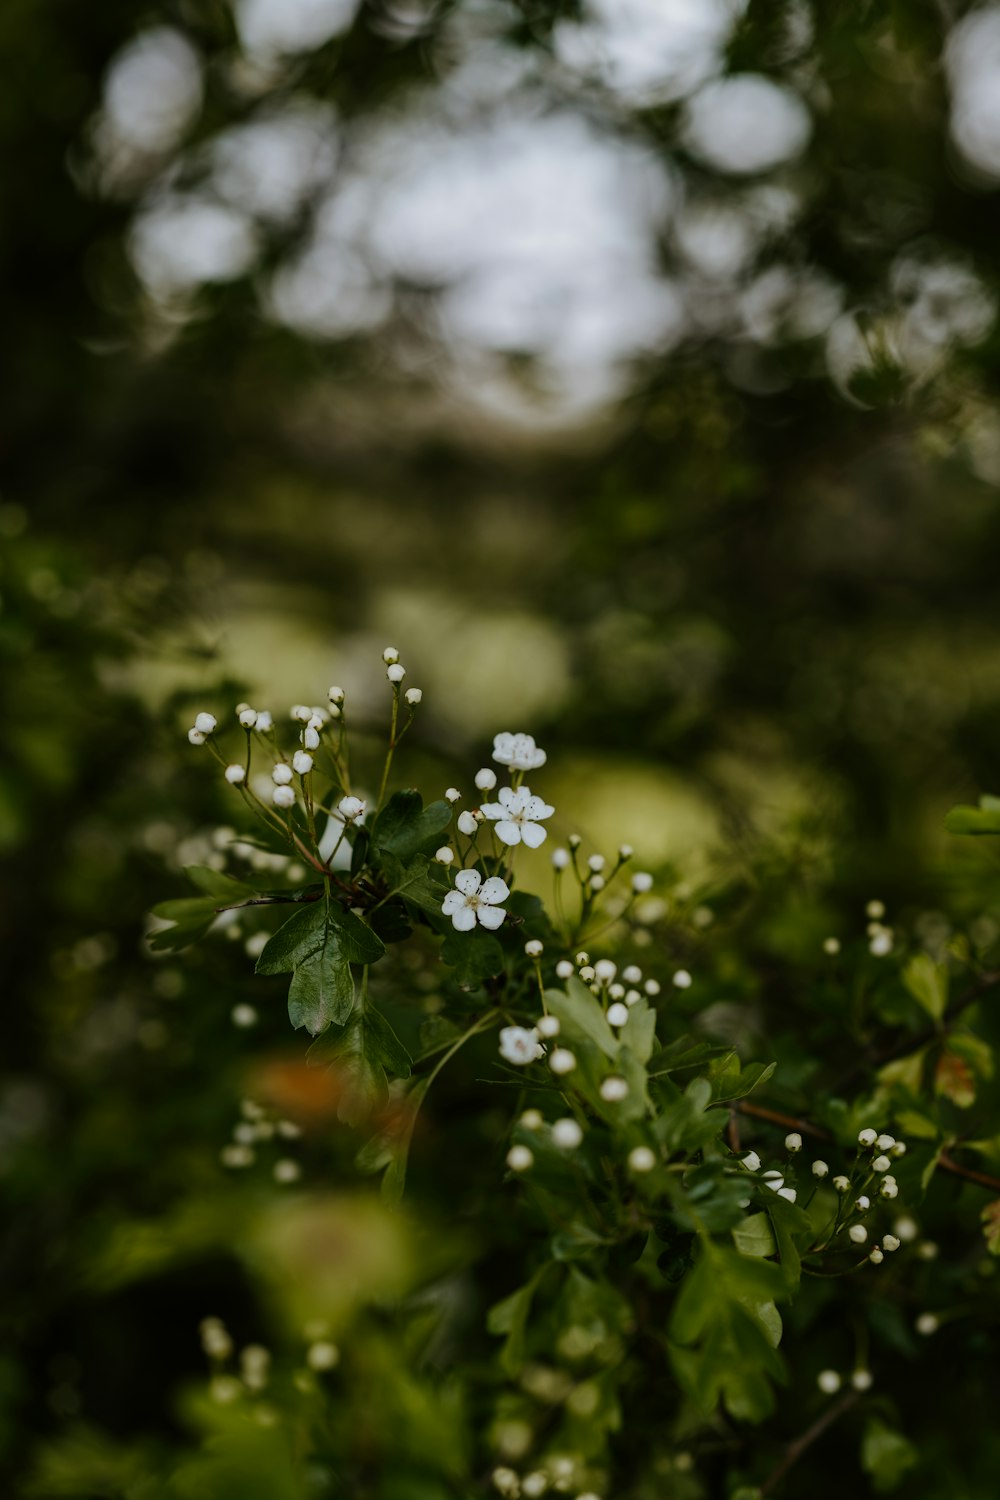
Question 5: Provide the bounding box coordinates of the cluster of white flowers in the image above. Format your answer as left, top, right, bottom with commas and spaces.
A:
220, 1097, 303, 1181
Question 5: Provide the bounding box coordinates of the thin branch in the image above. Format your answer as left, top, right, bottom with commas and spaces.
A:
759, 1390, 859, 1495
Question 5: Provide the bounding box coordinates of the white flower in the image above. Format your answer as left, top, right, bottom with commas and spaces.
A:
225, 764, 246, 784
238, 707, 258, 728
631, 872, 653, 893
607, 1003, 629, 1027
383, 646, 399, 663
549, 1048, 577, 1075
481, 786, 554, 848
552, 1118, 583, 1149
555, 960, 574, 979
625, 989, 641, 1006
608, 983, 625, 999
292, 750, 313, 775
457, 810, 480, 837
600, 1076, 628, 1102
672, 970, 692, 989
858, 1128, 878, 1147
817, 1370, 841, 1394
551, 847, 570, 869
328, 685, 345, 705
524, 939, 544, 957
537, 1014, 560, 1038
303, 726, 320, 750
507, 1144, 533, 1172
194, 711, 217, 734
255, 711, 273, 731
848, 1224, 867, 1244
869, 929, 893, 956
435, 846, 454, 865
338, 795, 365, 820
442, 869, 509, 932
628, 1146, 656, 1173
445, 787, 461, 803
579, 966, 595, 981
812, 1160, 829, 1178
785, 1132, 802, 1152
499, 1026, 543, 1065
740, 1151, 762, 1172
273, 785, 296, 809
475, 767, 497, 792
778, 1187, 797, 1203
405, 687, 422, 705
492, 731, 546, 771
273, 763, 294, 785
894, 1215, 918, 1241
387, 663, 406, 683
188, 728, 206, 745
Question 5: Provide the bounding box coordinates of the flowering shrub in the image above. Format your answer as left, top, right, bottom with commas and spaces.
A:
135, 651, 1000, 1499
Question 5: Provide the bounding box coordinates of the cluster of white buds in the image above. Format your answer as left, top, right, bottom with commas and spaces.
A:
187, 710, 217, 745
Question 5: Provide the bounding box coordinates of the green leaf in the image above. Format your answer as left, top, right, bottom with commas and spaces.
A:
945, 799, 1000, 835
377, 851, 448, 917
365, 1006, 412, 1077
148, 896, 221, 951
487, 1265, 551, 1375
372, 791, 453, 859
440, 925, 504, 986
981, 1199, 1000, 1255
731, 1213, 777, 1259
357, 1077, 428, 1204
183, 865, 256, 901
619, 994, 657, 1064
860, 1417, 918, 1491
710, 1059, 776, 1106
648, 1036, 728, 1076
287, 944, 355, 1034
544, 978, 618, 1060
256, 898, 384, 1036
765, 1194, 812, 1291
902, 953, 948, 1021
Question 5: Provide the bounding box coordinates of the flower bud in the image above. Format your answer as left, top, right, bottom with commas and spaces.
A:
622, 965, 642, 983
882, 1234, 900, 1252
475, 767, 497, 791
817, 1370, 841, 1394
225, 764, 246, 784
382, 646, 399, 663
194, 712, 217, 735
872, 1155, 891, 1172
600, 1076, 628, 1102
785, 1132, 802, 1152
328, 685, 345, 705
549, 1048, 577, 1076
631, 872, 653, 893
338, 795, 365, 820
672, 969, 692, 989
524, 939, 544, 957
506, 1145, 533, 1172
457, 810, 479, 836
272, 785, 295, 810
386, 663, 406, 683
551, 847, 570, 869
858, 1128, 878, 1147
848, 1224, 868, 1244
187, 727, 206, 745
444, 786, 461, 803
520, 1110, 543, 1129
628, 1146, 656, 1173
434, 846, 454, 865
812, 1160, 829, 1178
587, 854, 606, 873
555, 960, 574, 979
740, 1152, 761, 1172
552, 1118, 583, 1150
833, 1175, 850, 1192
303, 726, 321, 750
238, 707, 258, 728
607, 1003, 629, 1027
537, 1015, 560, 1039
594, 959, 616, 983
852, 1369, 873, 1391
292, 751, 313, 775
869, 1247, 884, 1264
405, 688, 422, 705
272, 763, 294, 785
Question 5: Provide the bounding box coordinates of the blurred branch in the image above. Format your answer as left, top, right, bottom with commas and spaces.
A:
759, 1390, 860, 1496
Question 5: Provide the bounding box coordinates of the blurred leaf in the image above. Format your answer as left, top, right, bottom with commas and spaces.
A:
945, 800, 1000, 835
860, 1417, 918, 1491
903, 953, 948, 1021
731, 1212, 777, 1259
545, 979, 618, 1059
982, 1199, 1000, 1255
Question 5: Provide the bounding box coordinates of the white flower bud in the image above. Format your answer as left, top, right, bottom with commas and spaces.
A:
784, 1132, 802, 1152
552, 1118, 583, 1150
555, 960, 574, 980
568, 833, 581, 848
858, 1128, 878, 1147
631, 872, 653, 893
382, 647, 399, 663
848, 1224, 868, 1244
590, 875, 605, 892
492, 1469, 520, 1498
328, 685, 345, 705
915, 1312, 939, 1335
524, 939, 544, 957
272, 785, 296, 810
919, 1240, 939, 1259
520, 1109, 543, 1129
869, 930, 893, 956
475, 767, 497, 791
607, 1003, 629, 1027
405, 688, 422, 705
231, 1004, 257, 1028
457, 810, 479, 836
628, 1146, 656, 1173
338, 795, 365, 820
891, 1141, 907, 1157
194, 712, 217, 734
866, 899, 885, 919
292, 751, 313, 775
872, 1155, 891, 1172
434, 846, 454, 865
537, 1015, 560, 1039
817, 1369, 841, 1394
506, 1145, 533, 1172
599, 1076, 628, 1102
188, 728, 206, 745
303, 726, 320, 750
812, 1159, 829, 1178
619, 844, 633, 859
672, 970, 692, 989
856, 1195, 870, 1211
823, 936, 841, 954
549, 1048, 577, 1076
852, 1369, 873, 1391
307, 1341, 340, 1371
894, 1215, 918, 1242
445, 787, 461, 803
644, 979, 661, 996
625, 989, 641, 1006
272, 764, 294, 785
587, 854, 606, 873
608, 983, 625, 999
778, 1186, 797, 1203
740, 1151, 761, 1172
521, 1474, 547, 1498
876, 1134, 895, 1151
880, 1179, 899, 1199
594, 959, 616, 983
273, 1159, 301, 1183
238, 707, 258, 728
255, 711, 273, 731
577, 965, 594, 982
763, 1173, 784, 1191
575, 952, 589, 965
291, 705, 311, 722
622, 965, 642, 983
225, 764, 246, 784
882, 1234, 900, 1252
869, 1247, 884, 1264
551, 847, 570, 869
386, 663, 406, 683
833, 1175, 850, 1192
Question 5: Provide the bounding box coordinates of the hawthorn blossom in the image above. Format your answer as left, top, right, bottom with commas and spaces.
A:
499, 1025, 543, 1065
481, 786, 554, 847
442, 869, 509, 931
492, 731, 546, 771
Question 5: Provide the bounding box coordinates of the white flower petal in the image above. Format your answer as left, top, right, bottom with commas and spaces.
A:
494, 821, 522, 846
454, 868, 482, 896
477, 904, 506, 930
480, 876, 510, 904
451, 905, 478, 932
524, 796, 554, 821
520, 821, 548, 849
498, 785, 519, 810
442, 891, 466, 915
480, 802, 504, 821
